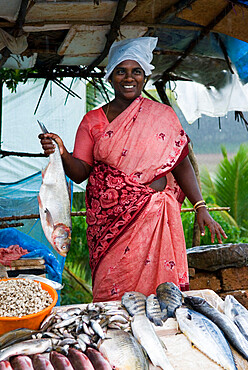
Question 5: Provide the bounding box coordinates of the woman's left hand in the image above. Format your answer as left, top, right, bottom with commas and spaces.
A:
196, 207, 228, 244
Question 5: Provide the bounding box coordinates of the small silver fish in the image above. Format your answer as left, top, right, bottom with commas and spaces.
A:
156, 282, 182, 319
77, 333, 91, 346
0, 328, 40, 350
90, 319, 105, 339
146, 294, 163, 326
0, 338, 52, 361
53, 316, 78, 329
121, 291, 146, 316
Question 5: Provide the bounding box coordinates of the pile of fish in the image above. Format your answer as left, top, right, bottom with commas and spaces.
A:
1, 282, 248, 369
0, 301, 132, 369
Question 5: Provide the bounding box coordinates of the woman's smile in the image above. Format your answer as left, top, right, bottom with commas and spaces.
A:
111, 60, 145, 101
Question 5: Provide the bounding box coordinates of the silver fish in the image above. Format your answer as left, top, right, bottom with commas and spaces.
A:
0, 338, 52, 361
184, 295, 248, 361
146, 294, 163, 326
121, 291, 146, 316
0, 328, 39, 350
37, 120, 72, 257
90, 319, 105, 339
176, 307, 237, 370
224, 294, 248, 342
131, 314, 174, 369
99, 329, 149, 369
156, 282, 182, 319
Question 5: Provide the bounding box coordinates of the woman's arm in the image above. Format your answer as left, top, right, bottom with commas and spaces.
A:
172, 156, 227, 244
39, 133, 91, 184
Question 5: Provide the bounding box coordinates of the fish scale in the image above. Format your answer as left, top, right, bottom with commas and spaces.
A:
156, 282, 183, 319
224, 295, 248, 342
185, 295, 248, 362
176, 307, 237, 370
37, 120, 72, 257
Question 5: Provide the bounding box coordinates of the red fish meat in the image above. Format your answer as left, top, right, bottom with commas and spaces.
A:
0, 361, 13, 370
32, 354, 54, 370
50, 351, 74, 370
67, 348, 94, 370
10, 356, 34, 370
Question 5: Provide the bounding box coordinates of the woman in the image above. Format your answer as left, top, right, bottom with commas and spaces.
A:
39, 37, 227, 302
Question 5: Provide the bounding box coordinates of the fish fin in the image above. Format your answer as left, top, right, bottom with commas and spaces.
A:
159, 337, 167, 351
37, 195, 42, 208
152, 318, 163, 326
37, 120, 49, 134
161, 308, 168, 321
44, 208, 54, 227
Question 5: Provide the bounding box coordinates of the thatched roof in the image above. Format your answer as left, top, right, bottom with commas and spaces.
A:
1, 0, 248, 88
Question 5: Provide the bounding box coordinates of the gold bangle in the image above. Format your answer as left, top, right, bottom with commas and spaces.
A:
195, 204, 208, 213
193, 200, 206, 209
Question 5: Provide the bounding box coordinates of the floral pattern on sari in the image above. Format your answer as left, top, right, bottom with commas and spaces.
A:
86, 161, 155, 281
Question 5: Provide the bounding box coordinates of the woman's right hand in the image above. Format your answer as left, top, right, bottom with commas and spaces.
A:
38, 133, 65, 157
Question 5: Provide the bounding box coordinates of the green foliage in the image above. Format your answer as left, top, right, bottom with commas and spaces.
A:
201, 144, 248, 237
0, 68, 35, 93
86, 79, 114, 112
181, 195, 241, 248
60, 193, 93, 305
181, 209, 241, 249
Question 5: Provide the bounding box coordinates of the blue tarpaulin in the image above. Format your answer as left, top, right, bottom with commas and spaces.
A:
0, 172, 66, 284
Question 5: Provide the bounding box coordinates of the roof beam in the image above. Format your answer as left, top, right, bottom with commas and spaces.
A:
86, 0, 129, 73
159, 2, 234, 81
0, 0, 29, 68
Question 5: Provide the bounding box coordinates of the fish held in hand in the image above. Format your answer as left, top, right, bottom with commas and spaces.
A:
121, 291, 146, 316
176, 307, 237, 370
184, 295, 248, 361
146, 294, 163, 326
37, 120, 72, 257
156, 282, 182, 319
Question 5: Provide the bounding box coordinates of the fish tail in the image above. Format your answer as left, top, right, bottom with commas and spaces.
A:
37, 120, 49, 134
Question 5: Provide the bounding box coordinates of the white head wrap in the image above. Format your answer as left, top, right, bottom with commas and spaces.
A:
104, 37, 158, 81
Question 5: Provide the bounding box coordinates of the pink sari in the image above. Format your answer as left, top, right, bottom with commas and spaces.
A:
73, 97, 190, 301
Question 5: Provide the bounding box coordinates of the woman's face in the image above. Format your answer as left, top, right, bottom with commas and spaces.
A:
110, 60, 145, 101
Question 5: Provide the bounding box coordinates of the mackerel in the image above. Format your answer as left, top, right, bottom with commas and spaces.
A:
176, 307, 237, 370
184, 295, 248, 361
224, 295, 248, 341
